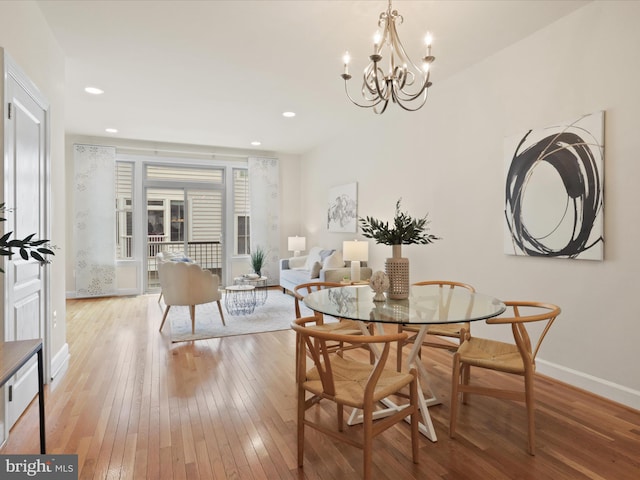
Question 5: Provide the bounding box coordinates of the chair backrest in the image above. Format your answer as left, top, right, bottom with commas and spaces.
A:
291, 316, 408, 399
412, 280, 475, 292
412, 280, 476, 322
486, 301, 561, 368
160, 261, 221, 306
293, 281, 343, 319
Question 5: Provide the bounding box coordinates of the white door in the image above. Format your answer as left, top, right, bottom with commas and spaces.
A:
2, 55, 50, 430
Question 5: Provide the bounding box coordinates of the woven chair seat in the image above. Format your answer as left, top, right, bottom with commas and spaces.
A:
457, 336, 525, 374
304, 355, 414, 408
308, 319, 362, 336
403, 322, 465, 336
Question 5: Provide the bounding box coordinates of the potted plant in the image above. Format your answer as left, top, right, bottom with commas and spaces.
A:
359, 199, 439, 299
0, 203, 54, 273
250, 245, 266, 277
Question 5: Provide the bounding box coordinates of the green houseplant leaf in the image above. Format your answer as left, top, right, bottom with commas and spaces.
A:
250, 245, 267, 274
359, 199, 440, 246
0, 203, 55, 273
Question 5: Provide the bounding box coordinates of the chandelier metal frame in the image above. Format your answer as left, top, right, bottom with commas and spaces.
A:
341, 0, 435, 114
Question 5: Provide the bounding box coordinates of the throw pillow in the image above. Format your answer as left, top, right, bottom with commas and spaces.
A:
323, 250, 344, 269
310, 261, 322, 279
304, 247, 323, 270
319, 248, 335, 261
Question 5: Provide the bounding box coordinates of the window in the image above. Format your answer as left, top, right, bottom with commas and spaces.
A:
237, 215, 250, 255
170, 200, 185, 242
115, 162, 133, 259
234, 169, 250, 255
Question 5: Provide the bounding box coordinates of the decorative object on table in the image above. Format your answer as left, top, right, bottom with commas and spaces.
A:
0, 203, 55, 273
287, 235, 306, 257
504, 111, 604, 261
342, 239, 369, 282
327, 182, 357, 233
250, 245, 267, 276
359, 199, 440, 299
340, 0, 436, 114
369, 271, 390, 302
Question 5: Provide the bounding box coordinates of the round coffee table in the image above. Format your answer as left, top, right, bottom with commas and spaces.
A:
233, 276, 268, 305
224, 285, 256, 315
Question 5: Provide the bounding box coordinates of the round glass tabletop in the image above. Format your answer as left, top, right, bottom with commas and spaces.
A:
303, 284, 505, 325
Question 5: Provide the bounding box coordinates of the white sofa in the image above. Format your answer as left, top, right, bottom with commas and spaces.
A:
279, 247, 372, 293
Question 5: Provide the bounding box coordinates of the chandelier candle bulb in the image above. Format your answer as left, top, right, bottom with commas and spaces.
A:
425, 32, 433, 53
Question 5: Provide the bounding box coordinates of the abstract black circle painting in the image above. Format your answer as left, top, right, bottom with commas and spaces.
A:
504, 111, 604, 260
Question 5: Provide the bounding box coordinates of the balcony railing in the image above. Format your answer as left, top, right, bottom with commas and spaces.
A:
122, 236, 223, 291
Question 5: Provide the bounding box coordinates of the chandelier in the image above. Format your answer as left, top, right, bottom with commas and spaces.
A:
341, 0, 435, 114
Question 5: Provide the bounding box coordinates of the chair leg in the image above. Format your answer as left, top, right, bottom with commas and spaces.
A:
189, 305, 196, 334
337, 403, 344, 432
159, 305, 171, 331
524, 370, 536, 455
409, 375, 420, 463
216, 300, 226, 326
363, 403, 374, 480
158, 291, 163, 304
297, 384, 305, 468
450, 352, 461, 438
462, 364, 471, 404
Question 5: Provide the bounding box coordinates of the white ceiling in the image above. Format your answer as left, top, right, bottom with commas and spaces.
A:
37, 0, 589, 155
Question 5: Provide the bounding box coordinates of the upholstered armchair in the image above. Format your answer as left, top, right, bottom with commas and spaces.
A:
158, 261, 225, 334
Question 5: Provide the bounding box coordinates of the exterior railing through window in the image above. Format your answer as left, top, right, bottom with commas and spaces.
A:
145, 238, 223, 291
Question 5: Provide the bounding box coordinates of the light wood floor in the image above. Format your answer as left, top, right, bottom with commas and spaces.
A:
2, 294, 639, 479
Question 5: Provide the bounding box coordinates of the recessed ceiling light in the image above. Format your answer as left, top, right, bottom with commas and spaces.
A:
105, 128, 118, 133
282, 111, 296, 118
85, 86, 104, 95
251, 141, 262, 146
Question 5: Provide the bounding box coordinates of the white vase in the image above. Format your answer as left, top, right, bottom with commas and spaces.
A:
385, 244, 409, 300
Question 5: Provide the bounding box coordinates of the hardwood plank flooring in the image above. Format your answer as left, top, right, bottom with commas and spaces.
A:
2, 294, 639, 479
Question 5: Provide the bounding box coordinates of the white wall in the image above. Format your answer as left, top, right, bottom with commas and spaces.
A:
0, 1, 67, 375
299, 1, 640, 409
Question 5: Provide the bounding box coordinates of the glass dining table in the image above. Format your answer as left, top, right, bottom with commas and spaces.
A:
303, 284, 506, 442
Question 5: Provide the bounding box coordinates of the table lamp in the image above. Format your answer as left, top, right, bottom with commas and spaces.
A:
288, 236, 306, 257
343, 240, 368, 282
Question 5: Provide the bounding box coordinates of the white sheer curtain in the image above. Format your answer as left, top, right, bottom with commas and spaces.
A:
74, 144, 116, 297
248, 157, 279, 285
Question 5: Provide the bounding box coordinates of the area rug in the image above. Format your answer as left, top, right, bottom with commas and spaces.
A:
165, 290, 314, 342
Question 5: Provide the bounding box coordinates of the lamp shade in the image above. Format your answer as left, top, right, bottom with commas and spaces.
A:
343, 240, 368, 262
343, 240, 368, 282
288, 236, 306, 253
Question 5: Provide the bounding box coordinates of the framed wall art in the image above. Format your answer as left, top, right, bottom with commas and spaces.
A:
327, 182, 357, 233
504, 111, 604, 260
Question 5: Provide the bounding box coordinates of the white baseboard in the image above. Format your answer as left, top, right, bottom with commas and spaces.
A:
537, 359, 640, 411
50, 343, 70, 382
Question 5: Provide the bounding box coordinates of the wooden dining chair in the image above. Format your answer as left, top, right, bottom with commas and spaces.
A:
293, 282, 372, 371
396, 280, 476, 371
449, 301, 561, 455
291, 317, 420, 479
